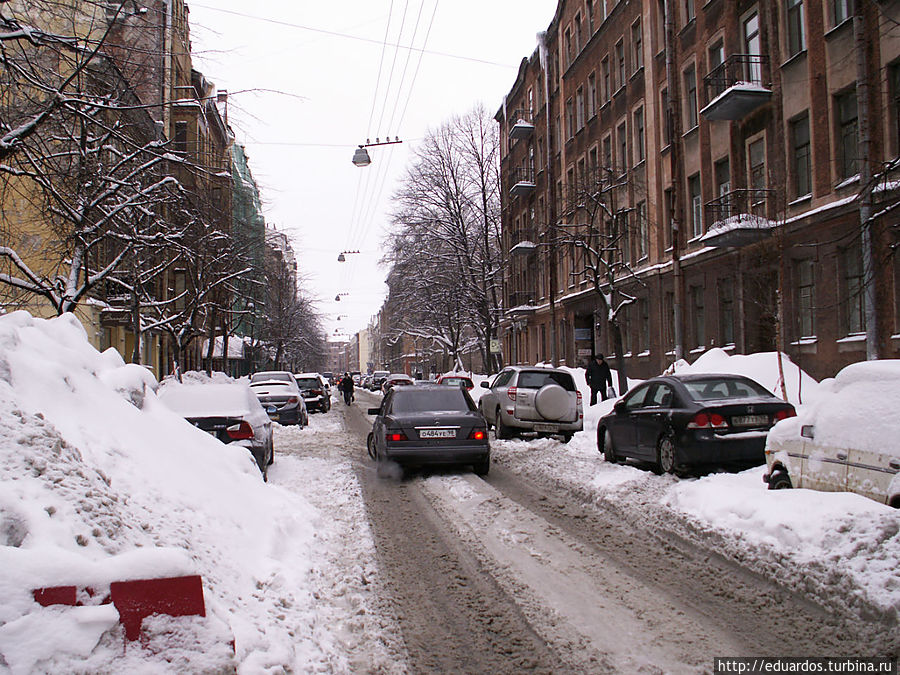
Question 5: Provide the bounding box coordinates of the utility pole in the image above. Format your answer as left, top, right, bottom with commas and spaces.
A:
540, 32, 559, 367
854, 0, 878, 360
664, 0, 685, 361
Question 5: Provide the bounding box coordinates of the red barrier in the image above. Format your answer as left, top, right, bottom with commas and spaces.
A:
32, 586, 77, 607
110, 575, 206, 641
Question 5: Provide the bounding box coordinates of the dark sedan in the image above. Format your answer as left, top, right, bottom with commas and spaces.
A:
158, 382, 274, 480
367, 384, 490, 477
597, 373, 796, 475
250, 371, 308, 427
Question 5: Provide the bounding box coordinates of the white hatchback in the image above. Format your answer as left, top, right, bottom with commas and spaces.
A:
763, 360, 900, 507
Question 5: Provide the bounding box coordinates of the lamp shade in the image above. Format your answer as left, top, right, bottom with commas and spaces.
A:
352, 147, 371, 167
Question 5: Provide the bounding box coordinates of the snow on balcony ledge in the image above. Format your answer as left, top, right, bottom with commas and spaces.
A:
836, 333, 866, 343
700, 213, 777, 248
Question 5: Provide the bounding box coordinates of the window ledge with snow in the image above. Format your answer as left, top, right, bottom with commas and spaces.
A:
834, 174, 860, 190
690, 346, 706, 355
836, 333, 866, 343
636, 350, 650, 358
791, 336, 818, 346
789, 194, 812, 207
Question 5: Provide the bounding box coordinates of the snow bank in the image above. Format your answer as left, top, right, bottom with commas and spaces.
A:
0, 311, 325, 672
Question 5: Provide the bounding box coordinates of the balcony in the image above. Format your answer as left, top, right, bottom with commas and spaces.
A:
701, 188, 778, 247
506, 291, 537, 317
701, 55, 771, 121
509, 109, 535, 140
509, 167, 536, 197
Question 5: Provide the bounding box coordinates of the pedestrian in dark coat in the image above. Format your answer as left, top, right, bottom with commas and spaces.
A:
585, 353, 614, 406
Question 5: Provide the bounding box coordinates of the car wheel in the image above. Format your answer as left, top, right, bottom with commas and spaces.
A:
656, 433, 677, 474
477, 400, 488, 427
495, 408, 515, 440
560, 432, 574, 443
366, 433, 377, 460
473, 457, 490, 476
767, 470, 793, 490
601, 428, 619, 463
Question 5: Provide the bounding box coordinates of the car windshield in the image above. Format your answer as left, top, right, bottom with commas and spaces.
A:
682, 377, 771, 401
516, 370, 576, 391
391, 389, 473, 413
294, 378, 319, 389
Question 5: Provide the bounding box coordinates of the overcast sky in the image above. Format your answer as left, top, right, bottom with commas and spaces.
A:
188, 1, 554, 340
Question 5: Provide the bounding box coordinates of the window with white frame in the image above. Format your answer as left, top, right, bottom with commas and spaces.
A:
684, 64, 698, 128
633, 106, 645, 163
616, 40, 626, 90
836, 89, 858, 179
601, 56, 611, 103
588, 72, 597, 118
688, 173, 702, 238
791, 113, 811, 198
832, 0, 850, 26
632, 19, 643, 72
690, 284, 705, 348
617, 121, 628, 174
715, 156, 730, 197
786, 0, 805, 57
576, 87, 585, 130
635, 200, 648, 260
796, 258, 816, 337
840, 243, 865, 334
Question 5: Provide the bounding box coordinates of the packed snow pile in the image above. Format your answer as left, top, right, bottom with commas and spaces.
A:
0, 311, 334, 672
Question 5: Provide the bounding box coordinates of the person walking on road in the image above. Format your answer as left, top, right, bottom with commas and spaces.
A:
585, 353, 614, 406
339, 372, 354, 405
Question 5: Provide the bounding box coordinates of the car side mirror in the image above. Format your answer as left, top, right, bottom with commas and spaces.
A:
367, 408, 381, 416
613, 400, 627, 414
480, 381, 489, 389
800, 425, 815, 439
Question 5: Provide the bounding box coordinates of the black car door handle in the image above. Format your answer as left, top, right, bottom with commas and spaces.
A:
836, 452, 848, 461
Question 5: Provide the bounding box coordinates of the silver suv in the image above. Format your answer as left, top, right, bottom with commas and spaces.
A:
478, 366, 583, 442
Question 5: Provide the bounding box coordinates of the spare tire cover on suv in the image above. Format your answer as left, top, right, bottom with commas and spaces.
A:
534, 383, 570, 420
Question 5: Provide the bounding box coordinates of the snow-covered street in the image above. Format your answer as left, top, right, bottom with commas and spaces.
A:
1, 313, 898, 673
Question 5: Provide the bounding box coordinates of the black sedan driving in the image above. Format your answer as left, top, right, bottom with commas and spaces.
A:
367, 384, 490, 477
597, 373, 795, 475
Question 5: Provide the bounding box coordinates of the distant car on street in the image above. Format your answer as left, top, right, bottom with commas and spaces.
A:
764, 360, 900, 507
479, 366, 583, 442
382, 373, 415, 395
367, 384, 490, 477
599, 373, 795, 475
294, 372, 331, 413
436, 374, 475, 390
249, 371, 308, 427
371, 370, 390, 390
159, 382, 274, 480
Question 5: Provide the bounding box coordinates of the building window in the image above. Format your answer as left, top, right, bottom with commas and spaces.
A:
617, 121, 628, 174
690, 284, 705, 348
786, 0, 805, 57
174, 121, 188, 153
638, 298, 650, 353
574, 12, 583, 53
836, 89, 858, 179
635, 200, 648, 260
589, 146, 598, 174
684, 64, 698, 129
796, 259, 816, 337
715, 156, 730, 197
588, 73, 597, 118
565, 27, 573, 67
602, 135, 612, 173
663, 188, 673, 250
566, 98, 575, 139
708, 39, 725, 98
587, 0, 595, 33
661, 88, 671, 146
748, 138, 766, 191
601, 56, 611, 103
664, 291, 675, 352
891, 63, 900, 157
832, 0, 850, 26
685, 0, 695, 23
743, 11, 762, 82
841, 243, 865, 334
632, 19, 643, 72
791, 114, 811, 198
718, 278, 735, 345
688, 173, 702, 238
576, 87, 585, 130
616, 40, 626, 91
633, 107, 645, 163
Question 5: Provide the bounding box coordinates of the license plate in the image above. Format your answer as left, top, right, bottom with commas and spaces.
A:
732, 414, 768, 427
533, 423, 559, 433
419, 428, 455, 439
266, 405, 277, 414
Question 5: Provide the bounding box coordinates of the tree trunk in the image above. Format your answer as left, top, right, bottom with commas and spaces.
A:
610, 321, 628, 395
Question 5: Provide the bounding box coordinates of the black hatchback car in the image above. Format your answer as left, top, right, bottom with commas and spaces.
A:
367, 384, 490, 477
597, 373, 795, 475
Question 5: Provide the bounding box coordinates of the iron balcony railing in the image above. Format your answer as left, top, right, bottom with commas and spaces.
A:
704, 54, 769, 100
705, 188, 776, 227
507, 291, 536, 308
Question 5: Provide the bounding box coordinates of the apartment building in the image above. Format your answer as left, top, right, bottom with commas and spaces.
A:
497, 0, 900, 381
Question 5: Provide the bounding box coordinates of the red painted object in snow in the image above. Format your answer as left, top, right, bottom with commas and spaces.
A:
110, 575, 206, 641
32, 575, 206, 641
33, 585, 77, 607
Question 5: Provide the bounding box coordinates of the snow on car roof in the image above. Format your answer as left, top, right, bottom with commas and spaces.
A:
159, 383, 256, 418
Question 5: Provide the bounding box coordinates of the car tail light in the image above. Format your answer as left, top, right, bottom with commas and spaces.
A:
469, 429, 486, 440
774, 407, 796, 421
387, 432, 408, 442
507, 386, 517, 401
286, 396, 299, 404
311, 389, 323, 396
688, 412, 728, 429
226, 421, 254, 440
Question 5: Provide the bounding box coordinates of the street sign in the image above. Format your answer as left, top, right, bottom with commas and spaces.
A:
490, 339, 501, 354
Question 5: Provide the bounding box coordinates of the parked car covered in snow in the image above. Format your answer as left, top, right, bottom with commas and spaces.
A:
159, 382, 274, 479
479, 366, 583, 442
764, 360, 900, 507
294, 372, 331, 413
599, 374, 795, 475
366, 384, 489, 476
249, 371, 308, 427
382, 373, 415, 394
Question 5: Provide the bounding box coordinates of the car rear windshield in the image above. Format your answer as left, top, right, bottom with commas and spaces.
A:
295, 378, 319, 389
682, 377, 771, 401
251, 372, 293, 384
391, 389, 474, 413
516, 370, 576, 391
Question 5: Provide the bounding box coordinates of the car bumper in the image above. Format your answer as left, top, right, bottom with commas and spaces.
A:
268, 407, 300, 425
303, 395, 327, 410
507, 419, 583, 433
384, 443, 490, 467
675, 430, 768, 466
